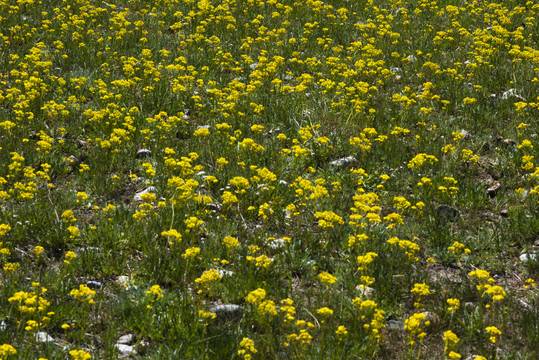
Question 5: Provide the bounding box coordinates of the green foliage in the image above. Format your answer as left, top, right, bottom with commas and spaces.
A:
0, 0, 538, 359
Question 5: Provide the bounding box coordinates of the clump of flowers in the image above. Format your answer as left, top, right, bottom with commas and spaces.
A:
8, 283, 51, 314
356, 252, 378, 286
0, 344, 16, 359
280, 298, 296, 323
64, 251, 78, 265
485, 326, 502, 344
194, 269, 222, 296
246, 288, 266, 304
443, 330, 460, 359
162, 229, 182, 247
353, 298, 386, 342
237, 337, 257, 360
70, 285, 96, 305
408, 153, 438, 169
314, 211, 344, 228
69, 349, 91, 360
468, 269, 506, 307
317, 272, 338, 288
144, 285, 164, 309
285, 320, 314, 349
448, 241, 470, 266
411, 283, 430, 309
404, 313, 430, 358
335, 325, 348, 342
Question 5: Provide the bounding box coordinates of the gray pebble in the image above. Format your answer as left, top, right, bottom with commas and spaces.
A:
386, 320, 405, 331
209, 304, 244, 320
115, 344, 137, 359
136, 149, 152, 159
86, 281, 103, 289
117, 334, 136, 345
520, 253, 538, 262
329, 156, 358, 168
436, 205, 460, 221
35, 331, 54, 343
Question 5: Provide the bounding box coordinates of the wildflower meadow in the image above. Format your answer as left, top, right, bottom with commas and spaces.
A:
0, 0, 538, 358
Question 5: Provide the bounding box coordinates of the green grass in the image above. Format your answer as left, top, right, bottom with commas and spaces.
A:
0, 0, 538, 359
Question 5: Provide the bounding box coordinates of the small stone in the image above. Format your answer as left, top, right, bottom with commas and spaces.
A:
436, 205, 460, 221
136, 149, 152, 159
35, 331, 54, 343
134, 186, 157, 202
269, 238, 286, 249
218, 269, 235, 277
86, 281, 102, 290
204, 203, 222, 211
487, 182, 502, 198
76, 246, 100, 253
355, 285, 374, 298
209, 304, 244, 320
386, 320, 405, 331
501, 88, 526, 101
117, 334, 136, 345
115, 344, 136, 359
329, 156, 358, 168
459, 130, 472, 140
265, 127, 281, 136
520, 253, 538, 262
500, 209, 509, 218
0, 320, 6, 331
421, 311, 441, 325
497, 137, 517, 147
117, 276, 130, 286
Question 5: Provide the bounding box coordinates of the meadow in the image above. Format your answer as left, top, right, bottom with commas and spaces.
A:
0, 0, 538, 358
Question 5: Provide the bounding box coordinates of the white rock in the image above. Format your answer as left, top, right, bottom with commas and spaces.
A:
459, 129, 472, 140
117, 275, 130, 286
136, 149, 152, 159
269, 238, 286, 249
330, 156, 358, 168
117, 334, 135, 345
356, 285, 375, 298
115, 344, 136, 358
421, 311, 441, 325
35, 331, 54, 343
501, 88, 521, 100
209, 304, 243, 320
520, 253, 538, 262
218, 269, 235, 277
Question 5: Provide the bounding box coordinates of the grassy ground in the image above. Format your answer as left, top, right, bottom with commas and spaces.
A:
0, 0, 538, 359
